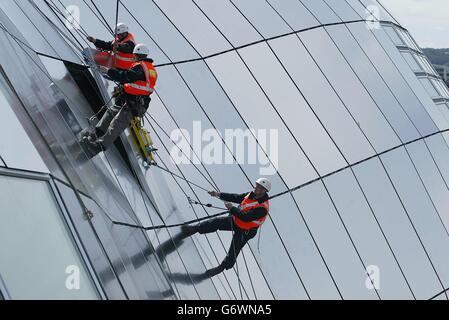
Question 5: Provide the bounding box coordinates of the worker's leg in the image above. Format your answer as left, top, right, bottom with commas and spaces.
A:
94, 104, 120, 137
196, 216, 234, 234
97, 105, 133, 149
221, 228, 257, 270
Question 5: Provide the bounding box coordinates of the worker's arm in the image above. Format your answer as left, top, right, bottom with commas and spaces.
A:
116, 41, 135, 54
93, 39, 113, 51
218, 193, 247, 204
229, 206, 268, 222
107, 65, 144, 84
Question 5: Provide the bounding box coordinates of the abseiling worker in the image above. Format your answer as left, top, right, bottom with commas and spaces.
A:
180, 178, 271, 277
81, 44, 157, 157
87, 22, 136, 70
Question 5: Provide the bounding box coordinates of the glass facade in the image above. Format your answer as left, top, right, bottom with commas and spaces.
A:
0, 0, 448, 300
0, 171, 99, 299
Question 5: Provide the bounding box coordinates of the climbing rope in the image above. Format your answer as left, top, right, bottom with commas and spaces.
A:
110, 209, 229, 231
230, 215, 243, 299
187, 197, 226, 211
112, 0, 120, 67
151, 163, 214, 193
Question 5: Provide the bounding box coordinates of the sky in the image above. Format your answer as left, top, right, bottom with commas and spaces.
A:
381, 0, 449, 48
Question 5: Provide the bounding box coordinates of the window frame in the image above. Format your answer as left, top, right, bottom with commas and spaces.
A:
0, 166, 106, 299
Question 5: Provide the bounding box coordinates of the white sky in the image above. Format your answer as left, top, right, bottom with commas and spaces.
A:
381, 0, 449, 48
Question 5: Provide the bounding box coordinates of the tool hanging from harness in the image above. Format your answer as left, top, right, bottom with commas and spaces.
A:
233, 193, 269, 230
128, 116, 157, 167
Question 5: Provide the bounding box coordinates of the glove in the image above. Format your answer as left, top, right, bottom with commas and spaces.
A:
224, 202, 234, 210
208, 191, 220, 198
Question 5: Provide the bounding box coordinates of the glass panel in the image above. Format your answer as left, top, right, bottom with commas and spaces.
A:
293, 181, 379, 299
298, 0, 341, 24
432, 79, 449, 98
421, 56, 437, 75
299, 27, 401, 153
325, 25, 420, 143
230, 0, 291, 39
324, 168, 414, 299
353, 157, 443, 299
249, 216, 308, 299
207, 50, 319, 188
416, 55, 434, 75
406, 140, 449, 232
348, 23, 438, 136
269, 33, 375, 164
397, 29, 416, 50
440, 81, 449, 97
440, 103, 449, 128
399, 29, 420, 51
238, 41, 346, 176
358, 0, 399, 23
153, 0, 231, 56
254, 193, 341, 299
0, 175, 99, 299
14, 0, 81, 63
383, 25, 405, 46
0, 75, 49, 172
425, 134, 449, 188
119, 0, 199, 61
53, 181, 127, 299
421, 101, 449, 132
433, 81, 446, 97
401, 51, 423, 72
81, 195, 182, 299
322, 0, 361, 21
193, 0, 262, 47
420, 77, 440, 98
381, 147, 449, 289
0, 1, 58, 58
43, 0, 111, 50
266, 0, 319, 31
344, 0, 373, 20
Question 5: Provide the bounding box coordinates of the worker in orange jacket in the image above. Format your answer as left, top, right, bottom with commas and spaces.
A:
181, 178, 271, 277
87, 22, 136, 70
81, 44, 157, 158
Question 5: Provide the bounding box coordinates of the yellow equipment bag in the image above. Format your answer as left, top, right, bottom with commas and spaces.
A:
128, 117, 157, 167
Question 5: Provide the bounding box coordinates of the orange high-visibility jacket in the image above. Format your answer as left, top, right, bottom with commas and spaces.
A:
124, 60, 158, 96
232, 193, 269, 230
111, 32, 136, 70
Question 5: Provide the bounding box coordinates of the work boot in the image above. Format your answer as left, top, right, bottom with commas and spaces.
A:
205, 265, 224, 277
180, 225, 198, 238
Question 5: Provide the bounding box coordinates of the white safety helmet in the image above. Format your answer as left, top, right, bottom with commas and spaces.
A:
255, 178, 271, 193
116, 23, 129, 35
133, 43, 150, 56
